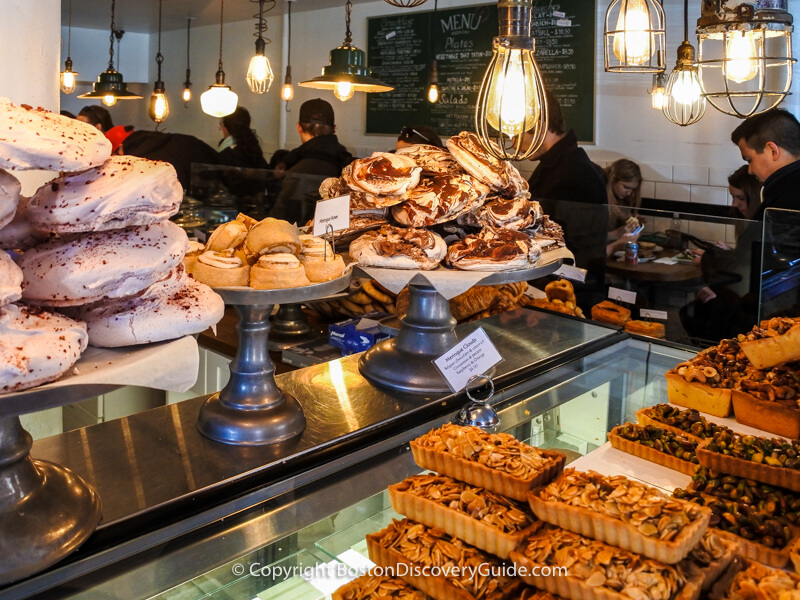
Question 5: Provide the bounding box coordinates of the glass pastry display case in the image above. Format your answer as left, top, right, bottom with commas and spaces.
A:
1, 308, 702, 600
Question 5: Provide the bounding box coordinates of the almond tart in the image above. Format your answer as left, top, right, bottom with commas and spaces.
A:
509, 525, 703, 600
333, 573, 428, 600
388, 473, 540, 559
712, 561, 800, 600
366, 519, 522, 600
677, 529, 739, 592
608, 423, 700, 476
410, 424, 566, 502
732, 361, 800, 439
528, 469, 711, 564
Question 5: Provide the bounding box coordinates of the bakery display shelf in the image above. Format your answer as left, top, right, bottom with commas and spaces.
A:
356, 258, 565, 395
197, 272, 353, 446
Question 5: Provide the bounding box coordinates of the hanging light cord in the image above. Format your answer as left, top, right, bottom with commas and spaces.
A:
344, 0, 353, 47
67, 0, 73, 57
156, 0, 163, 81
287, 0, 292, 66
107, 0, 117, 70
186, 18, 191, 71
682, 0, 689, 44
217, 0, 225, 73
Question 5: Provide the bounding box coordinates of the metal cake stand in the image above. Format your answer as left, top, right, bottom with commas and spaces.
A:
267, 303, 317, 351
197, 273, 352, 446
357, 260, 563, 395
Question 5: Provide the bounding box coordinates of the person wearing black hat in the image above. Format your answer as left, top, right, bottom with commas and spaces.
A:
268, 98, 355, 225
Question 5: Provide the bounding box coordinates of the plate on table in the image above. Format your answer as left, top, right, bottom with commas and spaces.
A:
615, 255, 656, 263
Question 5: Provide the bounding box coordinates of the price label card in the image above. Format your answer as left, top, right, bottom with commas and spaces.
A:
554, 264, 587, 283
641, 309, 669, 320
524, 284, 547, 299
434, 327, 502, 393
313, 195, 350, 237
608, 286, 637, 305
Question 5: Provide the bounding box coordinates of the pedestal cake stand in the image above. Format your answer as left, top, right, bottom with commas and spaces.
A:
197, 273, 352, 446
357, 260, 563, 395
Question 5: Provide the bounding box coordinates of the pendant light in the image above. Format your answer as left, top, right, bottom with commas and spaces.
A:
78, 0, 142, 106
696, 0, 795, 118
384, 0, 427, 6
475, 0, 548, 161
60, 0, 79, 94
663, 0, 706, 126
183, 18, 193, 104
148, 0, 169, 123
281, 0, 295, 102
246, 0, 275, 94
201, 0, 239, 118
604, 0, 666, 72
299, 0, 394, 102
649, 72, 667, 109
426, 0, 439, 103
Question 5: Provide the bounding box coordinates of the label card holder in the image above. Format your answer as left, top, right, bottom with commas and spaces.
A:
313, 195, 351, 237
434, 327, 503, 393
640, 309, 668, 320
608, 286, 637, 305
554, 264, 587, 283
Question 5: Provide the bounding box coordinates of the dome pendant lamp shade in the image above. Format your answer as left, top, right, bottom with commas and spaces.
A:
475, 0, 548, 161
299, 0, 393, 101
696, 0, 795, 118
246, 0, 275, 94
604, 0, 666, 73
148, 0, 169, 123
78, 0, 142, 104
201, 0, 238, 117
60, 0, 78, 94
663, 1, 706, 127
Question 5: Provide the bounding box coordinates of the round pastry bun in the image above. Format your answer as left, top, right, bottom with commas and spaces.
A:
245, 218, 301, 256
0, 251, 22, 307
27, 156, 182, 233
0, 98, 111, 172
250, 253, 310, 289
0, 169, 21, 230
300, 254, 346, 283
192, 250, 250, 287
68, 266, 224, 348
20, 220, 188, 306
0, 303, 88, 393
206, 220, 249, 252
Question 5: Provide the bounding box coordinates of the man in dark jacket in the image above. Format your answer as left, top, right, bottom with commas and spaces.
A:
268, 98, 355, 225
527, 92, 608, 306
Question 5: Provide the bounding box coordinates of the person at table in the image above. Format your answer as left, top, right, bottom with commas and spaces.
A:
604, 159, 644, 257
216, 106, 268, 170
77, 105, 114, 133
526, 91, 608, 308
268, 98, 355, 225
396, 125, 444, 150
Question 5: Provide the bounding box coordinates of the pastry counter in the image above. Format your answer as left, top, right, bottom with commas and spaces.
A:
0, 307, 697, 600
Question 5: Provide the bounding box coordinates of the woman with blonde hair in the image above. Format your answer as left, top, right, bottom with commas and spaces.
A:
605, 159, 643, 255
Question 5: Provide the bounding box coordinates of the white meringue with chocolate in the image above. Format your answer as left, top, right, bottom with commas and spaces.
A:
347, 153, 422, 198
350, 225, 447, 271
0, 251, 22, 306
392, 174, 490, 227
446, 227, 541, 271
0, 169, 21, 230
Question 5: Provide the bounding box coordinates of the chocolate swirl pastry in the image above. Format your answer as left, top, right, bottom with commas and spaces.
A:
446, 227, 541, 271
395, 143, 465, 175
347, 152, 422, 198
446, 131, 528, 198
391, 174, 490, 227
460, 196, 542, 231
350, 225, 446, 270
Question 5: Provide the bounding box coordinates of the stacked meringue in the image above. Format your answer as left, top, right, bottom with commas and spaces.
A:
321, 131, 566, 272
0, 99, 223, 392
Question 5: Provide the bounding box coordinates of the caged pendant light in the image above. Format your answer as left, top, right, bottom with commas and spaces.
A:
426, 0, 439, 103
246, 0, 275, 94
281, 0, 294, 102
201, 0, 238, 117
299, 0, 394, 102
696, 0, 796, 118
60, 0, 79, 94
183, 18, 193, 104
475, 0, 548, 161
604, 0, 666, 72
649, 72, 667, 109
663, 0, 706, 126
78, 0, 142, 107
148, 0, 169, 123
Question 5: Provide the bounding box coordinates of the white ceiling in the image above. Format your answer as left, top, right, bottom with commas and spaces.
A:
63, 0, 375, 34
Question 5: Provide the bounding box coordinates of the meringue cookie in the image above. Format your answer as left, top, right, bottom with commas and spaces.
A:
0, 303, 88, 394
28, 155, 183, 233
0, 251, 22, 306
0, 98, 111, 172
19, 220, 189, 306
0, 197, 47, 251
0, 169, 21, 230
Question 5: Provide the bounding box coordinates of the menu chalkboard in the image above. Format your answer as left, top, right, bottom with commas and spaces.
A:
366, 2, 595, 143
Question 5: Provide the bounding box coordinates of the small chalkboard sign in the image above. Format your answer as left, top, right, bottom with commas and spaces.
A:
366, 1, 595, 143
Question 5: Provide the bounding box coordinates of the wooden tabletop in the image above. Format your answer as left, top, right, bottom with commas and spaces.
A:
605, 252, 703, 282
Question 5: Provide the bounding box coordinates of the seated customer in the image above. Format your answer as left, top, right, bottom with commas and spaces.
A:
396, 125, 444, 150
605, 159, 644, 256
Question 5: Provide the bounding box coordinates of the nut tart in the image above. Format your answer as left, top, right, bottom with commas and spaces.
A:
528, 469, 712, 564
696, 432, 800, 493
712, 560, 800, 599
509, 525, 703, 600
410, 424, 566, 502
366, 519, 522, 600
635, 405, 733, 443
666, 372, 732, 418
607, 423, 700, 476
388, 473, 540, 559
333, 573, 428, 600
671, 487, 798, 568
732, 361, 800, 439
676, 529, 738, 592
739, 316, 800, 370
